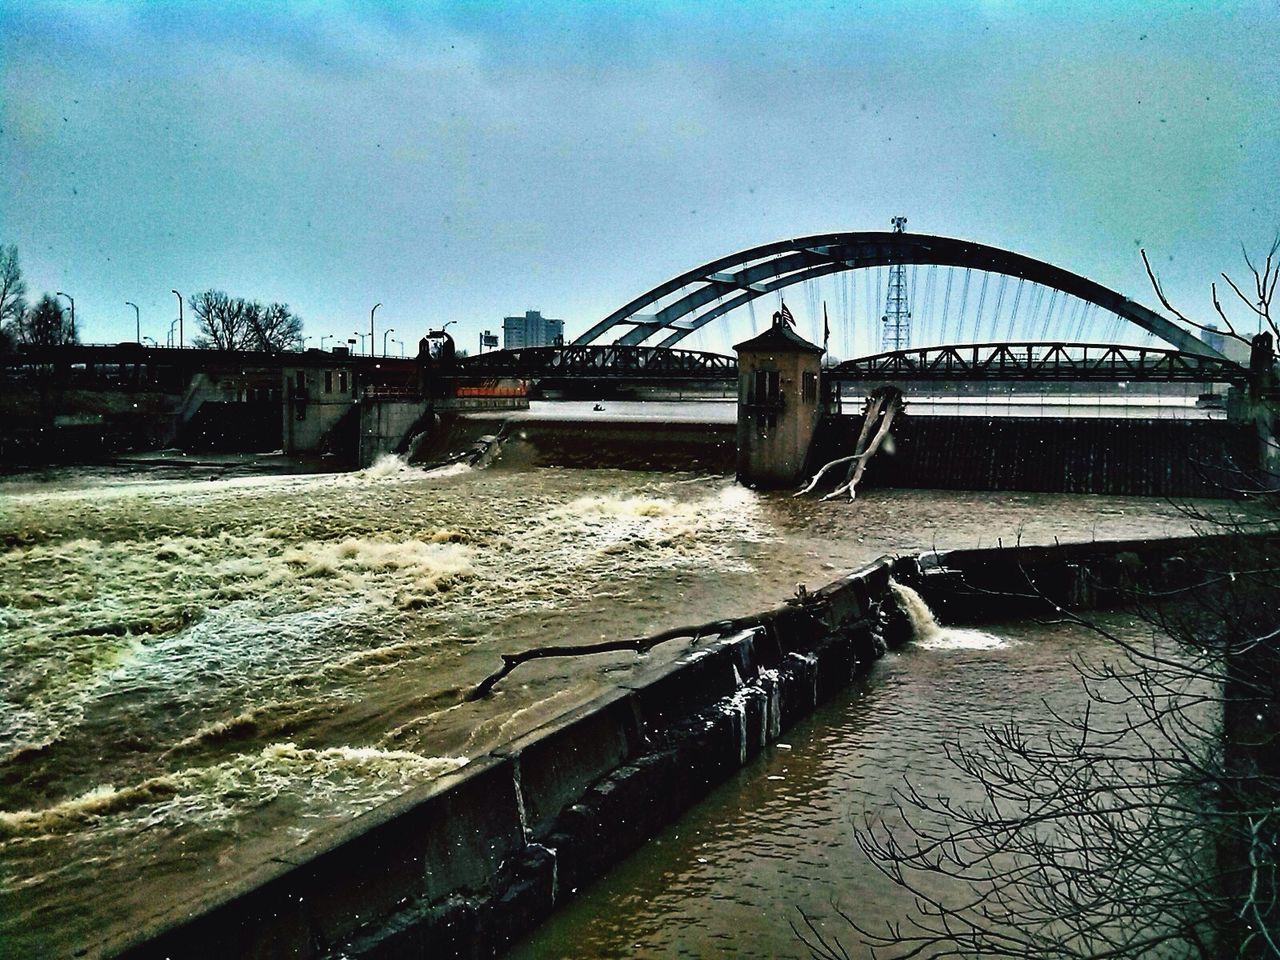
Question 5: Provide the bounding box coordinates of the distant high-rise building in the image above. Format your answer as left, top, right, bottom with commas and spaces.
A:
1202, 324, 1225, 356
503, 310, 564, 350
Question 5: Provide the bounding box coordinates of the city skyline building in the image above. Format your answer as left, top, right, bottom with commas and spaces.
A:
503, 310, 564, 350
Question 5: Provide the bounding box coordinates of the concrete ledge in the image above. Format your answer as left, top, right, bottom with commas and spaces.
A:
120, 536, 1255, 960
112, 559, 898, 960
493, 687, 641, 840
915, 532, 1280, 623
117, 755, 523, 959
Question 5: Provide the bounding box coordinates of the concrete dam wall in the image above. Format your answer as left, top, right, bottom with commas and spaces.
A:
423, 411, 1250, 497
113, 531, 1244, 960
811, 414, 1255, 498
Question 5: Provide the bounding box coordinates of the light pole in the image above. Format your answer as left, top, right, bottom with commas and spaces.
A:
171, 290, 183, 348
370, 303, 381, 357
125, 301, 140, 342
167, 318, 179, 347
383, 327, 395, 357
353, 331, 368, 354
392, 337, 404, 357
321, 335, 333, 350
142, 336, 157, 347
55, 291, 75, 343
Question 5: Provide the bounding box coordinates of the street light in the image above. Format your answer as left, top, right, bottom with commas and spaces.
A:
171, 290, 183, 348
383, 327, 395, 356
125, 301, 140, 342
321, 335, 333, 350
167, 318, 179, 347
370, 303, 381, 356
353, 331, 368, 354
142, 336, 157, 347
55, 291, 75, 343
392, 337, 405, 357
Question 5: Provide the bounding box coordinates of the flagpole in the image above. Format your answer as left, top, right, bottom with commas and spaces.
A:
822, 301, 830, 368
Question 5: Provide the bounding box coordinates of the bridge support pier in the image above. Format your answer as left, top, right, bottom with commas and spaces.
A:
1244, 333, 1280, 481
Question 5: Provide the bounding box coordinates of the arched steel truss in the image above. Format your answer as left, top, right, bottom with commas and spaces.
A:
574, 231, 1223, 359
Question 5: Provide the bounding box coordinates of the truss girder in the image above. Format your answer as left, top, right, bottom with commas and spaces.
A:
577, 232, 1225, 359
828, 342, 1247, 384
456, 344, 737, 381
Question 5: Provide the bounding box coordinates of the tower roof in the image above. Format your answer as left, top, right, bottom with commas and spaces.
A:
733, 322, 824, 355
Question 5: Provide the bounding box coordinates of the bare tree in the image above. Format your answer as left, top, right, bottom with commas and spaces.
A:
191, 291, 303, 352
246, 301, 303, 353
0, 244, 27, 333
1143, 237, 1280, 349
190, 290, 250, 350
799, 250, 1280, 959
12, 293, 76, 346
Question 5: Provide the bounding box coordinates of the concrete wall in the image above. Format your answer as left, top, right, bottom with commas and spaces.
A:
283, 367, 360, 457
114, 531, 1253, 960
113, 560, 907, 960
809, 413, 1255, 497
359, 399, 432, 467
909, 531, 1280, 624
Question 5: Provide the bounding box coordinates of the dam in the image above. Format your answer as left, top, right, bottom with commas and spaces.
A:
0, 444, 1233, 957
2, 233, 1275, 958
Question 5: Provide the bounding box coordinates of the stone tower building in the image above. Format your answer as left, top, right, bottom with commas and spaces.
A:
734, 317, 824, 488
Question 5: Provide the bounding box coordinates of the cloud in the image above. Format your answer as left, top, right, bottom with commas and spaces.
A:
1, 0, 1276, 345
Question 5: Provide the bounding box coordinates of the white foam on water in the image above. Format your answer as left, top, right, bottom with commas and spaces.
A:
914, 627, 1010, 651
0, 743, 469, 842
890, 580, 1010, 650
360, 453, 411, 479
421, 461, 473, 479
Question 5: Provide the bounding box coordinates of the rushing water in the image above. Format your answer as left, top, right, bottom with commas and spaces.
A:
0, 447, 1223, 957
509, 613, 1173, 959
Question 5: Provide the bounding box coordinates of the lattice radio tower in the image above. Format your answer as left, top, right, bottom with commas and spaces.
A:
880, 216, 911, 352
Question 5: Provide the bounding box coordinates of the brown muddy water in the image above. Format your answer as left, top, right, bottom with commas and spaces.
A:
0, 451, 1223, 957
508, 615, 1164, 959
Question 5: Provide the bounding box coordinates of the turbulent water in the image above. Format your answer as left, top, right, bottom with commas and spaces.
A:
509, 614, 1181, 959
0, 448, 1219, 957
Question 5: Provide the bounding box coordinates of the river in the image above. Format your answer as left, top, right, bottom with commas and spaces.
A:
0, 446, 1222, 957
508, 615, 1160, 958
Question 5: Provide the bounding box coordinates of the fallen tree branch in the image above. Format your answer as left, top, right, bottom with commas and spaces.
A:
797, 386, 904, 501
825, 393, 901, 501
468, 592, 834, 700
467, 615, 756, 701
794, 453, 858, 497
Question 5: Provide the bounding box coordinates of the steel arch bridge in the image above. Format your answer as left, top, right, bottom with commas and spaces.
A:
572, 231, 1225, 359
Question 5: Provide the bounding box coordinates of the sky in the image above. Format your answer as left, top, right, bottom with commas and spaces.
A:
2, 0, 1277, 356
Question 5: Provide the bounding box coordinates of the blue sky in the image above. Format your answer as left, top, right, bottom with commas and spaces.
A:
2, 0, 1277, 353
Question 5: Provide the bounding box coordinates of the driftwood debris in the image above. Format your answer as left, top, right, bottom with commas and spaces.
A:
467, 616, 755, 701
795, 385, 904, 501
467, 586, 829, 701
